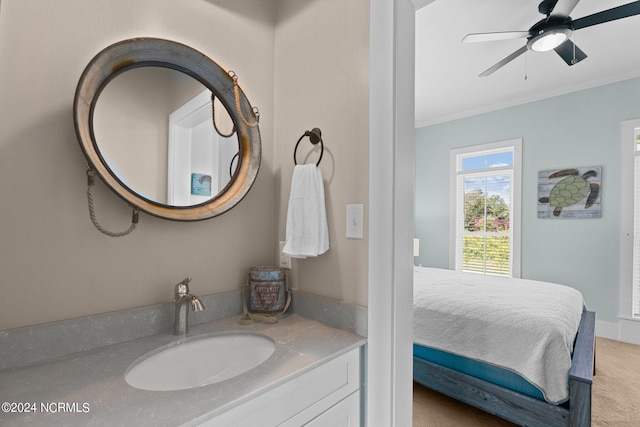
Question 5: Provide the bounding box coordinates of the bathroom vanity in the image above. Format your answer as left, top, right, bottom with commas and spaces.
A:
0, 37, 366, 426
0, 314, 365, 426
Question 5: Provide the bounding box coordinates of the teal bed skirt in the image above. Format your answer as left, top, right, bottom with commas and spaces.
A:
413, 343, 547, 401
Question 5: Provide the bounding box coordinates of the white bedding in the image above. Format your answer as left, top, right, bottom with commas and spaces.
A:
413, 267, 585, 404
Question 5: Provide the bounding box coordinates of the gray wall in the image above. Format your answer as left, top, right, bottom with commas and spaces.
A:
0, 0, 371, 331
0, 0, 277, 330
415, 77, 640, 324
273, 0, 370, 307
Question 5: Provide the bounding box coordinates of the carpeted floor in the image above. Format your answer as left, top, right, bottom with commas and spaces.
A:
591, 338, 640, 426
413, 337, 640, 426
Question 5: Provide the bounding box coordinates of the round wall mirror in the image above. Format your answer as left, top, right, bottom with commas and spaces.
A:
74, 38, 261, 221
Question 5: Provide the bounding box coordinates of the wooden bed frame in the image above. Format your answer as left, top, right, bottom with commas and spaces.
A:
413, 310, 596, 427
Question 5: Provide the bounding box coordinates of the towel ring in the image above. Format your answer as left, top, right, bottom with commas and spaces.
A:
293, 128, 324, 166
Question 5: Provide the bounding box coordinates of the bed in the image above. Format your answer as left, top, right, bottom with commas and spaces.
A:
413, 267, 596, 427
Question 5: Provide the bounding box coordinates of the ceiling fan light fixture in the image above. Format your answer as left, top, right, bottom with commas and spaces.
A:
528, 28, 572, 52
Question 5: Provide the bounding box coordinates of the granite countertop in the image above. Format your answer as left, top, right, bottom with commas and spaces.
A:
0, 314, 365, 427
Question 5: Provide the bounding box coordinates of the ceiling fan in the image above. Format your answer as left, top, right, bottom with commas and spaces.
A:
463, 0, 640, 76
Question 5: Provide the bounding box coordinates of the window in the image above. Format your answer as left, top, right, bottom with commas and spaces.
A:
632, 127, 640, 317
621, 119, 640, 322
450, 139, 521, 277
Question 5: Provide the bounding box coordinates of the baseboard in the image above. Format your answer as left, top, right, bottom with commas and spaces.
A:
619, 317, 640, 345
596, 318, 640, 345
595, 319, 620, 340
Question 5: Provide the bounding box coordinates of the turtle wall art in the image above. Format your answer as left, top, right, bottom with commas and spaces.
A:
537, 166, 602, 218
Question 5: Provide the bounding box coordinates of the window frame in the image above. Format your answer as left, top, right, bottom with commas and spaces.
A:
620, 118, 640, 322
449, 139, 522, 278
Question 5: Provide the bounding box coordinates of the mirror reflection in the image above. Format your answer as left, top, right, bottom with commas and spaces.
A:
93, 67, 238, 207
75, 37, 261, 221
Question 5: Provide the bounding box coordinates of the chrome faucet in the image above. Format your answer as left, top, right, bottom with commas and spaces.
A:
173, 277, 205, 335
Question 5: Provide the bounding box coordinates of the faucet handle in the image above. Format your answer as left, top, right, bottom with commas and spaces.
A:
174, 277, 192, 297
191, 295, 205, 312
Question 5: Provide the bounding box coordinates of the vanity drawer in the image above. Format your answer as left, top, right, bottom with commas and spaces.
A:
207, 347, 361, 427
301, 390, 360, 427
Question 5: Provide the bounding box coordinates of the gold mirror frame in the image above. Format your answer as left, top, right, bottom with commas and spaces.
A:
74, 38, 261, 221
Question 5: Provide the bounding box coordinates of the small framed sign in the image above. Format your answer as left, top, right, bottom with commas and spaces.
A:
191, 173, 212, 196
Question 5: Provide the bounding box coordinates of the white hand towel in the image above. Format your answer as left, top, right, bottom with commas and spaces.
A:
283, 164, 329, 258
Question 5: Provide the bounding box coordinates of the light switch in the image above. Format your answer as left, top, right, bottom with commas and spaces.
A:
346, 204, 363, 239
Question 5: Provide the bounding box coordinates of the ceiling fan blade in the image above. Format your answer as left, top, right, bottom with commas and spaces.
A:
462, 31, 529, 43
479, 45, 528, 77
572, 1, 640, 30
548, 0, 581, 17
554, 40, 587, 65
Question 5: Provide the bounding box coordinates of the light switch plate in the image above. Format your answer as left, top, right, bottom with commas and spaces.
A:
346, 204, 363, 239
279, 241, 291, 269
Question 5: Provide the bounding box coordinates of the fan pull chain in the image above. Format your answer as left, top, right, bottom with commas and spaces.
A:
524, 51, 528, 81
571, 33, 577, 65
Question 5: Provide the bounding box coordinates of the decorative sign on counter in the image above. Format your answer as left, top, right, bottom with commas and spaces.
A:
249, 267, 287, 314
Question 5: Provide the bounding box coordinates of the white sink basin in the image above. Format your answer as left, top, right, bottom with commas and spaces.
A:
125, 332, 275, 391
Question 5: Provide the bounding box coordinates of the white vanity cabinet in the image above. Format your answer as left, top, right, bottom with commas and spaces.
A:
207, 347, 361, 427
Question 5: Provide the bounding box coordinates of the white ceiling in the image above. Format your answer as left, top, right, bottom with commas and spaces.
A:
415, 0, 640, 127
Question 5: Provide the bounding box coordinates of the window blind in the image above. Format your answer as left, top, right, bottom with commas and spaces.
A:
633, 154, 640, 317
456, 170, 512, 277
